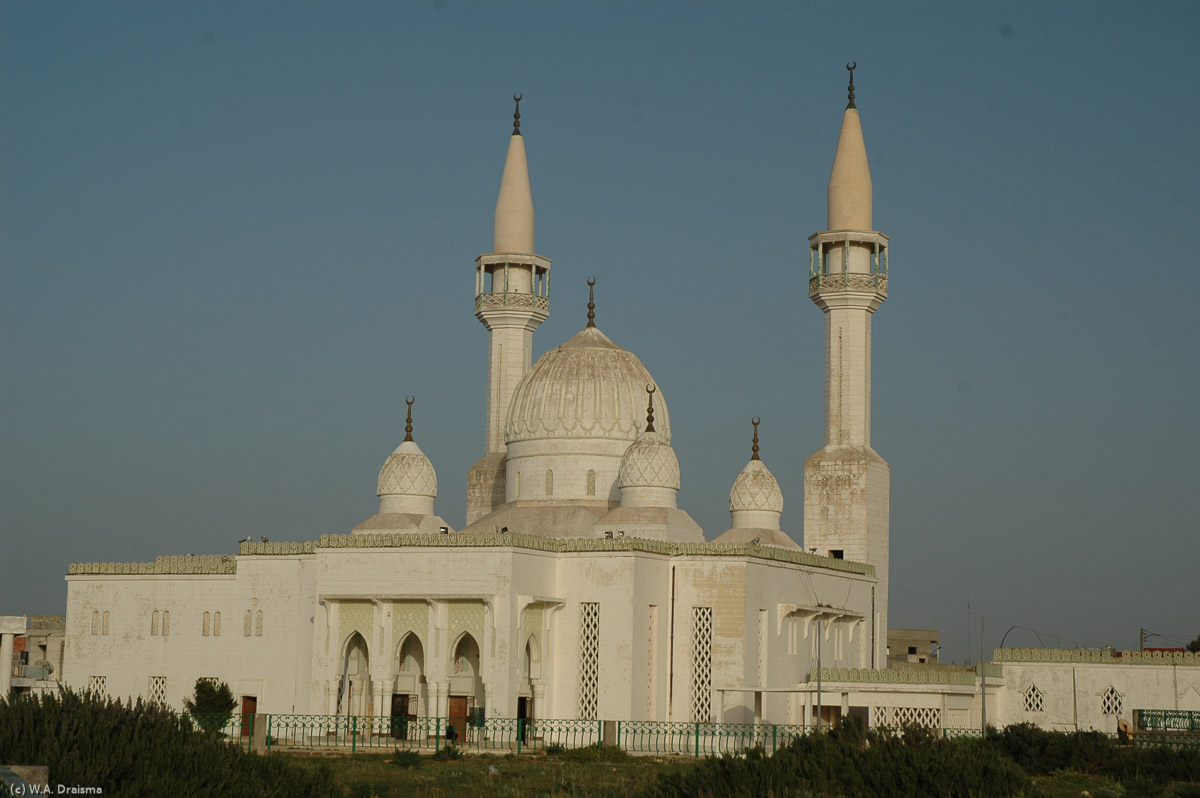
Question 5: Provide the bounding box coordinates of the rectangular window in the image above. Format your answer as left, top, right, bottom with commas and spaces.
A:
149, 676, 167, 704
88, 675, 106, 697
578, 602, 600, 720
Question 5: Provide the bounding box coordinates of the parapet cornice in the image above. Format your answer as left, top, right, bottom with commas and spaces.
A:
811, 667, 977, 686
67, 536, 875, 577
68, 555, 236, 576
993, 647, 1200, 666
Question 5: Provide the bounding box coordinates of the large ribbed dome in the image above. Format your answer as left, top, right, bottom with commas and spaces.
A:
505, 326, 670, 444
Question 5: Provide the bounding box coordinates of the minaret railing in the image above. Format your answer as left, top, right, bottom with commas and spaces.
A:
807, 230, 889, 297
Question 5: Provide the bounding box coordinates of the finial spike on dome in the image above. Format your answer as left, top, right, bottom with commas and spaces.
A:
845, 62, 857, 109
512, 93, 522, 136
645, 384, 656, 433
751, 416, 761, 460
586, 276, 596, 327
404, 395, 415, 442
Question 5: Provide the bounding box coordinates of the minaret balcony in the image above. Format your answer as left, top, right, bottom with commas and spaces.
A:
475, 292, 549, 312
807, 230, 889, 299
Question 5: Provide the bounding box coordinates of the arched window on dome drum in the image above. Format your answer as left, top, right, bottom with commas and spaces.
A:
515, 471, 521, 498
213, 611, 222, 637
91, 611, 99, 636
102, 611, 109, 636
202, 612, 211, 637
586, 470, 596, 497
244, 610, 252, 637
545, 470, 553, 497
151, 610, 159, 636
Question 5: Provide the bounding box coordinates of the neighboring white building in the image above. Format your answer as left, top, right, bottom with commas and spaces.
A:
57, 76, 1199, 735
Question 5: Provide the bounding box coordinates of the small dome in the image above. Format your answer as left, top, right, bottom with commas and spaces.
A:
729, 460, 783, 513
378, 440, 437, 501
618, 431, 680, 491
506, 326, 670, 445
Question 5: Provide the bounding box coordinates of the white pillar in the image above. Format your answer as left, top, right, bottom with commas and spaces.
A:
0, 633, 14, 698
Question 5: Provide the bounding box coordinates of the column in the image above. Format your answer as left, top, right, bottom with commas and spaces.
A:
0, 633, 14, 698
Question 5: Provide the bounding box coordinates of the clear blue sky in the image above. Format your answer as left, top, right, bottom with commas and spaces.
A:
3, 2, 1197, 664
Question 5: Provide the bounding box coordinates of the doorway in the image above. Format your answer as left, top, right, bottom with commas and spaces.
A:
517, 696, 532, 741
391, 694, 413, 739
447, 696, 469, 745
240, 695, 257, 737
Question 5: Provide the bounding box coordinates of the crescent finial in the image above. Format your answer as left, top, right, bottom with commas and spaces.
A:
751, 417, 761, 460
644, 384, 656, 433
586, 276, 596, 327
845, 62, 857, 109
512, 93, 523, 136
404, 396, 415, 442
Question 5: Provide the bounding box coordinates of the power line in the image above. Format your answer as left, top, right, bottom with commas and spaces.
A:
891, 582, 1098, 650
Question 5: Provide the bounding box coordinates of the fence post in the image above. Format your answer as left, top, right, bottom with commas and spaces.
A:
598, 720, 603, 749
616, 721, 621, 752
772, 724, 777, 755
352, 715, 357, 754
435, 717, 441, 752
695, 723, 700, 757
516, 718, 522, 756
266, 714, 272, 752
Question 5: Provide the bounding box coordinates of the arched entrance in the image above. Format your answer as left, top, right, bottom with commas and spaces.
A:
391, 633, 425, 738
447, 633, 482, 743
518, 635, 541, 736
338, 632, 371, 717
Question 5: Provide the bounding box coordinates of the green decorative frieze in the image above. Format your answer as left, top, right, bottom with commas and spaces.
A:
992, 647, 1200, 666
810, 667, 976, 686
238, 540, 315, 556
68, 554, 236, 576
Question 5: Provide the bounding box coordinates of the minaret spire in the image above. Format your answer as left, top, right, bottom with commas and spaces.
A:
750, 417, 760, 460
586, 276, 596, 328
403, 395, 415, 442
805, 66, 891, 669
644, 385, 656, 433
469, 97, 552, 524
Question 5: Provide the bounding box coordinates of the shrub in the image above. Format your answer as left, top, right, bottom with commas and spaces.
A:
389, 748, 423, 768
0, 688, 339, 797
545, 743, 566, 755
558, 744, 630, 763
184, 678, 238, 733
432, 744, 462, 761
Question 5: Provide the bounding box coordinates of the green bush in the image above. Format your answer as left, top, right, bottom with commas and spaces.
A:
557, 744, 630, 763
0, 688, 339, 797
642, 719, 1029, 798
389, 748, 423, 768
432, 744, 462, 761
545, 743, 566, 755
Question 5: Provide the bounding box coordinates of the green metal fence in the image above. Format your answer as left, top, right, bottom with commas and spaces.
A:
235, 714, 1199, 756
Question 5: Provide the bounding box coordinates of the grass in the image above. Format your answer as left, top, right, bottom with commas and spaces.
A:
286, 748, 686, 798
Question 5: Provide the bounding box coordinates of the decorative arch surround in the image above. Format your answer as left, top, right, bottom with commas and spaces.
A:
449, 632, 484, 699
338, 600, 373, 649
339, 631, 372, 716
1102, 685, 1123, 716
395, 631, 425, 674
391, 601, 429, 651
1024, 684, 1044, 713
447, 601, 485, 650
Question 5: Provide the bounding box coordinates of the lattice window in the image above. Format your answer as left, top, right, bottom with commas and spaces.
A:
873, 706, 942, 729
149, 676, 167, 704
545, 469, 554, 497
151, 610, 159, 636
255, 610, 263, 636
102, 611, 110, 635
244, 610, 252, 636
213, 612, 221, 637
1024, 685, 1044, 713
586, 469, 596, 497
1102, 685, 1123, 716
88, 675, 106, 696
578, 602, 600, 720
203, 612, 211, 637
91, 611, 99, 636
691, 607, 713, 722
161, 611, 170, 636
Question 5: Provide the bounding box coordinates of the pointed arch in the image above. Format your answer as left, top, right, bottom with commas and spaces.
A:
394, 631, 425, 675
338, 631, 372, 716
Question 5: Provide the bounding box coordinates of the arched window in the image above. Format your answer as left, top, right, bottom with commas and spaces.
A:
586, 470, 596, 497
91, 611, 99, 636
151, 610, 160, 636
161, 611, 170, 636
202, 612, 211, 637
213, 612, 222, 637
545, 470, 554, 496
255, 610, 263, 636
243, 610, 252, 636
102, 611, 110, 636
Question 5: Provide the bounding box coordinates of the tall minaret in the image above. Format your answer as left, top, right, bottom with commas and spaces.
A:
467, 95, 552, 524
803, 64, 891, 668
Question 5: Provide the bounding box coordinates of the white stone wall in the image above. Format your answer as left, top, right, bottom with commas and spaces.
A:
992, 661, 1200, 732
63, 556, 316, 715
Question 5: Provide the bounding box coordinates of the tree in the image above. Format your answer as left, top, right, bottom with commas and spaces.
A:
184, 678, 237, 731
1188, 635, 1200, 654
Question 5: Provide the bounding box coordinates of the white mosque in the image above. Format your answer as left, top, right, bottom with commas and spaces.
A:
56, 72, 1199, 736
